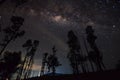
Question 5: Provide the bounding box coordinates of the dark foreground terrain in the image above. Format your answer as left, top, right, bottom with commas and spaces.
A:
25, 70, 120, 80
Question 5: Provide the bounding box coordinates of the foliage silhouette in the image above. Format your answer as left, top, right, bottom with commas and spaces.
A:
116, 60, 120, 70
0, 0, 28, 56
0, 51, 21, 79
86, 25, 105, 71
67, 30, 80, 52
11, 0, 27, 6
47, 46, 61, 75
40, 52, 48, 76
40, 46, 61, 76
0, 0, 6, 5
16, 39, 39, 80
0, 16, 25, 56
67, 30, 87, 74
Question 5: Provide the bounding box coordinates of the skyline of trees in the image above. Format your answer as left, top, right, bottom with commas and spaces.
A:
40, 46, 61, 76
0, 23, 118, 79
0, 0, 119, 80
0, 7, 116, 77
0, 1, 28, 79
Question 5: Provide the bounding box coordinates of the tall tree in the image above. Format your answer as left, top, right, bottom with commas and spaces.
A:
11, 0, 27, 6
0, 0, 28, 56
0, 16, 25, 56
67, 30, 87, 74
0, 0, 6, 5
0, 51, 21, 80
16, 39, 39, 80
86, 25, 105, 71
116, 60, 120, 70
40, 52, 48, 76
0, 16, 1, 32
47, 46, 61, 75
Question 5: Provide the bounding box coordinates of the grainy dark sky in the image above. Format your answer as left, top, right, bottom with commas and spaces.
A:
0, 0, 120, 76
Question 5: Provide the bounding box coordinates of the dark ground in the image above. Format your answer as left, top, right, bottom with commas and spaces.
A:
25, 69, 120, 80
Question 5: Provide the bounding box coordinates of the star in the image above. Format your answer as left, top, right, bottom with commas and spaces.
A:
112, 5, 115, 9
112, 25, 116, 28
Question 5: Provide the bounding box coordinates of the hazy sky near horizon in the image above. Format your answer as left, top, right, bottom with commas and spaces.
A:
0, 0, 120, 76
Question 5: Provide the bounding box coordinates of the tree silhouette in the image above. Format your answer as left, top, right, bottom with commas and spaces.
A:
0, 16, 25, 56
0, 23, 1, 32
67, 30, 87, 74
10, 0, 28, 16
86, 26, 105, 71
67, 30, 78, 74
0, 0, 28, 56
86, 26, 99, 54
46, 46, 61, 75
16, 39, 39, 80
40, 52, 48, 76
11, 0, 27, 6
0, 51, 21, 80
0, 16, 1, 32
116, 60, 120, 70
67, 30, 80, 52
0, 0, 6, 5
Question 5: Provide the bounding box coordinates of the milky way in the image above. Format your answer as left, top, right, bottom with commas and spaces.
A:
0, 0, 120, 77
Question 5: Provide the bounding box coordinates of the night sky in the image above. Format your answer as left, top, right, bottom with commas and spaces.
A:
0, 0, 120, 77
